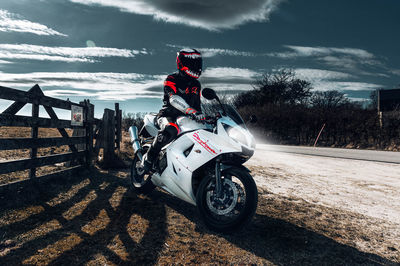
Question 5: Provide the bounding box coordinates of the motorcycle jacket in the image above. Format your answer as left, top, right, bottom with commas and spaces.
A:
159, 72, 201, 119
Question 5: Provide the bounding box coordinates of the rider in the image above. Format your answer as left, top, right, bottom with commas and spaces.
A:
141, 48, 205, 173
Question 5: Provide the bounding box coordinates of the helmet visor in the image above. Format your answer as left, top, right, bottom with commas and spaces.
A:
180, 52, 202, 76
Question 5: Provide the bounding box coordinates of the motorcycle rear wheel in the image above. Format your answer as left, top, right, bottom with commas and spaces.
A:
196, 167, 258, 233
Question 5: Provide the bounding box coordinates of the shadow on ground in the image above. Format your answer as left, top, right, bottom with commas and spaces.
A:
0, 169, 397, 265
0, 169, 167, 265
156, 190, 397, 265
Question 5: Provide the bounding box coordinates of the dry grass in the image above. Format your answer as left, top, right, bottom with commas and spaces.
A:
0, 128, 398, 265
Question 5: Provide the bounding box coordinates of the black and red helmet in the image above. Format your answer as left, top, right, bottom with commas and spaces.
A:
176, 48, 202, 79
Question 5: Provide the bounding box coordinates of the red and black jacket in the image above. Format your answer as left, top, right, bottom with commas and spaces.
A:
159, 72, 201, 119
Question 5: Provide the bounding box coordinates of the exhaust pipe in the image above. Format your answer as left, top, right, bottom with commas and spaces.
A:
129, 126, 142, 155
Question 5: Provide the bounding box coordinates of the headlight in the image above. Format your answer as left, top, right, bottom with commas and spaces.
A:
222, 123, 247, 145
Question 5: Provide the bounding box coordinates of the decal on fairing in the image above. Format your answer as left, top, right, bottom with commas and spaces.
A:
192, 132, 217, 155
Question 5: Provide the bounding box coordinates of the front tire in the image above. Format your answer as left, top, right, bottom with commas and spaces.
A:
196, 167, 258, 233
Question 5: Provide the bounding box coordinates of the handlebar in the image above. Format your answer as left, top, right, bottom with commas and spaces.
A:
188, 114, 218, 125
203, 116, 217, 124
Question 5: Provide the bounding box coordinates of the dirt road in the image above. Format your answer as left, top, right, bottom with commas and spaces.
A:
247, 144, 400, 263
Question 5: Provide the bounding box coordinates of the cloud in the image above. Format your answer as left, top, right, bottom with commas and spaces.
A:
294, 68, 353, 81
314, 81, 382, 92
289, 46, 374, 59
0, 67, 261, 101
200, 67, 261, 92
0, 44, 147, 63
68, 0, 283, 30
0, 9, 67, 36
0, 72, 164, 101
292, 68, 381, 92
269, 45, 375, 59
167, 44, 255, 57
268, 45, 386, 76
202, 67, 260, 80
199, 48, 254, 58
320, 55, 359, 70
390, 69, 400, 76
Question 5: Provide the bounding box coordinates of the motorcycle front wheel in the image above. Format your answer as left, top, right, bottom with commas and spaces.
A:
196, 166, 258, 233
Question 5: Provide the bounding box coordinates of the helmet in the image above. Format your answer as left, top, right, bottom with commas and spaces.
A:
176, 48, 202, 79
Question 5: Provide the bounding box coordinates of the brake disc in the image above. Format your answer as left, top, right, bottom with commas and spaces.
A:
206, 179, 239, 215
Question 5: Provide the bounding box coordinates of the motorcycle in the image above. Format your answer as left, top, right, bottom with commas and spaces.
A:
129, 88, 258, 232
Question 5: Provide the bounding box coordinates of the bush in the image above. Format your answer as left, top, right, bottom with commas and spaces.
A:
232, 69, 399, 150
122, 112, 145, 132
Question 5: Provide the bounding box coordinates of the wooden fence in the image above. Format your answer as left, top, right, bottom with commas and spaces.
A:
92, 104, 122, 166
0, 84, 122, 188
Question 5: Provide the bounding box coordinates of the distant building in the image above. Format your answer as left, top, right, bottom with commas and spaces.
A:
378, 88, 400, 112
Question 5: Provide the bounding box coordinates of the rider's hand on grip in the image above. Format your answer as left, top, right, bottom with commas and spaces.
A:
190, 113, 206, 122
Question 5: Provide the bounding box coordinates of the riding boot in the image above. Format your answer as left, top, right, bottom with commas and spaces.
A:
140, 131, 169, 173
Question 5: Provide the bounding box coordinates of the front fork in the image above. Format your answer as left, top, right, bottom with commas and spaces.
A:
215, 158, 223, 198
136, 150, 143, 162
129, 125, 143, 162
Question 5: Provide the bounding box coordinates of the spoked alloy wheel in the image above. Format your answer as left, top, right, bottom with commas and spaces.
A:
130, 146, 155, 194
196, 167, 258, 232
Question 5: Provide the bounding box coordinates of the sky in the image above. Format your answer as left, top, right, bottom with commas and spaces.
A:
0, 0, 399, 118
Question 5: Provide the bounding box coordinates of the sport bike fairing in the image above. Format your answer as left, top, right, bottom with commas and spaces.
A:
150, 116, 245, 205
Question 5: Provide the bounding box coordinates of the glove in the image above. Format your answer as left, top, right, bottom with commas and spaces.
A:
190, 113, 205, 122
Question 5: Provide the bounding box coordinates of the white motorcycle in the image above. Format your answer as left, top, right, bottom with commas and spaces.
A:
129, 88, 258, 232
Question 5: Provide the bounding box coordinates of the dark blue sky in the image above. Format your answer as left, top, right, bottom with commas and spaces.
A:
0, 0, 399, 118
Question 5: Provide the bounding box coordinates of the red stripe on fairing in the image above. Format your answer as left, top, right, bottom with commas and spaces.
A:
164, 81, 177, 93
193, 132, 217, 155
168, 122, 180, 134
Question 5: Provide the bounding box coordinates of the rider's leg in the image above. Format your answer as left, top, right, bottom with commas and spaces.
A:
141, 117, 179, 172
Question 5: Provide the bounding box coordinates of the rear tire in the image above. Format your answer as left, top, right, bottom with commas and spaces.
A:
196, 167, 258, 233
130, 148, 155, 194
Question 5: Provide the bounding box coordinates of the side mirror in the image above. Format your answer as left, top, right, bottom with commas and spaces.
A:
249, 115, 258, 123
202, 88, 217, 100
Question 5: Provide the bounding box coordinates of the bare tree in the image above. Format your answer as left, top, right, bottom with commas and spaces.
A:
311, 90, 349, 109
368, 90, 378, 110
233, 69, 312, 107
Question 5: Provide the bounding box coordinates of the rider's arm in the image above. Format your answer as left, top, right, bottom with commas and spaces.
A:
164, 76, 199, 115
170, 95, 198, 115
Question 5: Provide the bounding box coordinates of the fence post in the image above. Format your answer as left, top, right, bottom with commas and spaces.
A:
115, 103, 122, 150
103, 108, 115, 165
86, 100, 95, 166
29, 101, 39, 179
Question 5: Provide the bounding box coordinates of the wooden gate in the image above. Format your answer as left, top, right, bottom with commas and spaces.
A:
0, 84, 94, 186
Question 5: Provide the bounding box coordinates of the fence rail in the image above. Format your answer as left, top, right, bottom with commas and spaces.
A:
0, 85, 85, 110
0, 151, 86, 175
0, 114, 80, 128
0, 136, 87, 150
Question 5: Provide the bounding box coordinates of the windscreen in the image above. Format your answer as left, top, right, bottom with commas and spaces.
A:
202, 103, 246, 127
